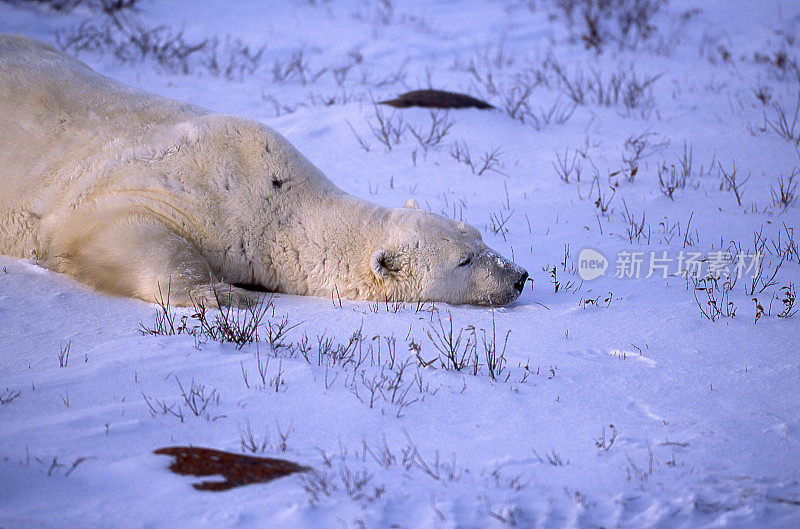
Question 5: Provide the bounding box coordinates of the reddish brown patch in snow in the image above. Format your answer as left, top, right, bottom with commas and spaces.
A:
379, 89, 494, 109
154, 446, 311, 491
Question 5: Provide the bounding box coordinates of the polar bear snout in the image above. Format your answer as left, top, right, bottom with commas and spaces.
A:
514, 270, 529, 293
464, 253, 528, 306
495, 264, 527, 303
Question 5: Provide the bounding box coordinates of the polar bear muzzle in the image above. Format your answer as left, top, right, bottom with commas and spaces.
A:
466, 252, 528, 306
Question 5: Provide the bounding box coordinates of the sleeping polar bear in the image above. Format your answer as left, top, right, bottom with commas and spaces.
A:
0, 34, 528, 307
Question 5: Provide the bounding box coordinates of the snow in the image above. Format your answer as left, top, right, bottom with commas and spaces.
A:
2, 1, 800, 527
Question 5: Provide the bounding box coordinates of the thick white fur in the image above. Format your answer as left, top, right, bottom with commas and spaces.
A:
0, 34, 527, 307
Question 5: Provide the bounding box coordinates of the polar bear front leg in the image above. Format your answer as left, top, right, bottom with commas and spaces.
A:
46, 213, 258, 308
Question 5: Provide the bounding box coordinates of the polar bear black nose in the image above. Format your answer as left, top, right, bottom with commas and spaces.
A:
514, 270, 528, 292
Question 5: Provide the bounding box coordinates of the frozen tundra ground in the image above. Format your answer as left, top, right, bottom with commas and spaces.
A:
1, 0, 800, 527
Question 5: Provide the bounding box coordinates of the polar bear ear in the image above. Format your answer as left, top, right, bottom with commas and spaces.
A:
404, 198, 419, 209
370, 249, 400, 280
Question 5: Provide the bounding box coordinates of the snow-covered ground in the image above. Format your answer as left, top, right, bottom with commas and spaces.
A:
2, 1, 800, 527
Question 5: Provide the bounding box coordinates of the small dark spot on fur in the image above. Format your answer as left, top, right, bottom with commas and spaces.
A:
272, 179, 283, 189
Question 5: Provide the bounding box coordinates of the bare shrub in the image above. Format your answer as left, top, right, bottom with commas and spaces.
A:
548, 61, 661, 113
57, 341, 71, 367
500, 73, 538, 121
476, 148, 506, 176
744, 229, 786, 296
139, 283, 273, 350
465, 60, 500, 97
489, 208, 514, 241
141, 392, 185, 422
677, 141, 693, 184
408, 110, 454, 153
763, 91, 800, 145
621, 71, 661, 115
368, 105, 405, 151
426, 312, 478, 373
692, 275, 737, 321
142, 376, 223, 422
202, 37, 265, 81
175, 377, 223, 420
239, 420, 269, 453
718, 161, 750, 207
549, 61, 588, 105
771, 169, 799, 211
546, 265, 577, 293
658, 163, 685, 200
527, 98, 577, 131
776, 283, 798, 318
450, 141, 473, 170
558, 0, 668, 53
298, 469, 337, 502
595, 424, 618, 451
625, 449, 654, 482
621, 199, 650, 244
346, 120, 371, 152
271, 50, 311, 85
770, 223, 800, 263
480, 310, 510, 381
55, 9, 268, 80
192, 290, 271, 348
553, 148, 582, 183
17, 0, 140, 13
451, 143, 505, 176
588, 171, 616, 216
754, 85, 773, 106
753, 45, 800, 82
620, 131, 668, 182
57, 16, 208, 75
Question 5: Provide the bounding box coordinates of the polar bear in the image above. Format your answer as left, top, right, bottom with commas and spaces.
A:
0, 34, 528, 307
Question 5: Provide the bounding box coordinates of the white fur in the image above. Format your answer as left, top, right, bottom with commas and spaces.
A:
0, 34, 527, 307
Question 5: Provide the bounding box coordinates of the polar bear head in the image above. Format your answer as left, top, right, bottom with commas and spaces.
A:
368, 202, 528, 306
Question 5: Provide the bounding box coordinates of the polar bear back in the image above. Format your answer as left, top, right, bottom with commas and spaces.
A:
0, 34, 208, 256
0, 33, 343, 269
0, 33, 205, 135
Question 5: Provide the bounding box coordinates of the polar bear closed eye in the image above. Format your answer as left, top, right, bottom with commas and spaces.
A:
0, 34, 528, 307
